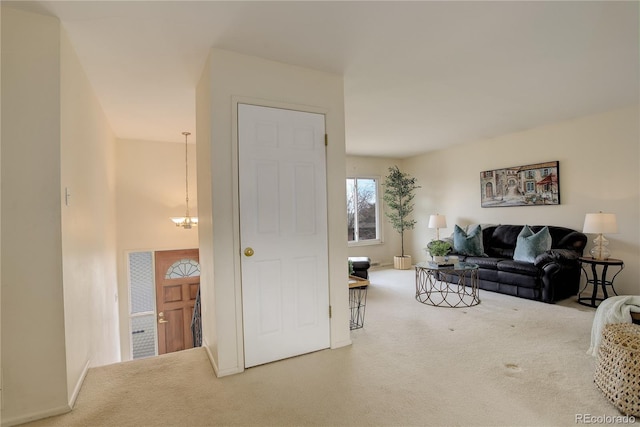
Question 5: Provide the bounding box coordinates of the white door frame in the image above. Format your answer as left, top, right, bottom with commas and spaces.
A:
238, 103, 329, 367
230, 96, 332, 370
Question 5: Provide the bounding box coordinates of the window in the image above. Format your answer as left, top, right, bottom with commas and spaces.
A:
526, 181, 535, 192
347, 177, 380, 244
165, 258, 200, 279
128, 251, 157, 359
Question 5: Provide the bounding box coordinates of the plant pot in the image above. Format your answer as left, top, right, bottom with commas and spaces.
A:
433, 256, 446, 263
394, 255, 412, 270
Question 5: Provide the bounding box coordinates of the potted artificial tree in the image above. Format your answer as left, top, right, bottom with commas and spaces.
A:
383, 165, 420, 270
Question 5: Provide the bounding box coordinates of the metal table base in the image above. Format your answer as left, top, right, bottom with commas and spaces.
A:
415, 262, 480, 308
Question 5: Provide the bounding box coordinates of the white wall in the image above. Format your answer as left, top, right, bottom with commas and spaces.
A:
1, 8, 123, 425
115, 138, 199, 360
0, 4, 4, 420
195, 56, 216, 368
196, 48, 349, 376
60, 28, 120, 403
1, 8, 69, 425
346, 156, 405, 266
404, 106, 640, 296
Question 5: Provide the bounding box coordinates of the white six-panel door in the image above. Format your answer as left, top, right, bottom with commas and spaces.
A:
238, 104, 330, 368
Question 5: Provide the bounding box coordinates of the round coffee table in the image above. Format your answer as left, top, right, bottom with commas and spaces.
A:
415, 262, 480, 308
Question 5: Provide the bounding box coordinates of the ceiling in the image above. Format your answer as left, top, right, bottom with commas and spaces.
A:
10, 1, 639, 158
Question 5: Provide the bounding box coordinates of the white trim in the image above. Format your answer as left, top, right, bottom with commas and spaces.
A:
216, 365, 245, 377
203, 339, 218, 375
130, 310, 154, 318
6, 359, 91, 427
346, 176, 383, 244
232, 96, 329, 117
230, 98, 244, 373
202, 338, 244, 378
69, 359, 90, 408
331, 337, 352, 349
1, 404, 71, 427
348, 239, 383, 247
231, 96, 333, 370
125, 250, 158, 360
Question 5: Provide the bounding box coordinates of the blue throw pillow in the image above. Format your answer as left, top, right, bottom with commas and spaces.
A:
453, 224, 486, 257
513, 225, 552, 263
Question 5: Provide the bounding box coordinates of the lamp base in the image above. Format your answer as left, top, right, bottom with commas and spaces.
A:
589, 234, 610, 260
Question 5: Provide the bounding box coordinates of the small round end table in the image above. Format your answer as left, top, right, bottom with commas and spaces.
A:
577, 257, 624, 308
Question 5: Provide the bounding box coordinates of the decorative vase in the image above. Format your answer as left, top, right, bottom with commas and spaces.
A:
394, 255, 412, 270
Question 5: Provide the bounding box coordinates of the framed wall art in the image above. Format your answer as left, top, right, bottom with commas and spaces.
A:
480, 161, 560, 207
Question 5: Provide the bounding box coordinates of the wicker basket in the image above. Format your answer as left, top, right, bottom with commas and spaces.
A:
594, 323, 640, 416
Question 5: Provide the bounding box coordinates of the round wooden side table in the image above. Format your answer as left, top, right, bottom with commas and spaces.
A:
578, 257, 624, 308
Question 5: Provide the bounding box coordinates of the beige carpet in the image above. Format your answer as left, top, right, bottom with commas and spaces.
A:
24, 268, 619, 426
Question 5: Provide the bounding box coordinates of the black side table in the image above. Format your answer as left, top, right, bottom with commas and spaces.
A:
578, 257, 624, 308
349, 276, 369, 330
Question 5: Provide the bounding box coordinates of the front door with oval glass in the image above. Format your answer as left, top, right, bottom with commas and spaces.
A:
155, 249, 200, 354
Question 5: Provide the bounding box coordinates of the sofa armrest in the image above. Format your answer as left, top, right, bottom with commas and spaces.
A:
556, 231, 588, 253
534, 249, 580, 268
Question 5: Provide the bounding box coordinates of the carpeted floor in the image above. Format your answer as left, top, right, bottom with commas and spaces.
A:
24, 268, 619, 426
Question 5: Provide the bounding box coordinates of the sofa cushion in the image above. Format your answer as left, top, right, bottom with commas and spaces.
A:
533, 248, 579, 267
489, 247, 515, 259
513, 225, 552, 263
497, 259, 540, 277
556, 231, 589, 252
348, 257, 371, 268
477, 268, 499, 283
349, 257, 371, 280
465, 256, 501, 270
485, 225, 521, 257
497, 270, 538, 288
453, 225, 486, 256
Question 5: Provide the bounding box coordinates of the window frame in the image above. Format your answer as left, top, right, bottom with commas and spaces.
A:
126, 250, 159, 360
347, 176, 383, 247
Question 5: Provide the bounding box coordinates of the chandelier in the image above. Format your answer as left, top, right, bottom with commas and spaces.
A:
170, 131, 198, 229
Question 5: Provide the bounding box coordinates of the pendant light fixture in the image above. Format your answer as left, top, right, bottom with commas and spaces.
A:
170, 131, 198, 229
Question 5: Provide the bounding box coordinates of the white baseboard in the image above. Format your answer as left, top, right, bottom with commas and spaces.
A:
3, 357, 90, 426
371, 262, 393, 270
216, 366, 244, 377
202, 338, 244, 378
331, 338, 352, 349
1, 403, 71, 427
202, 339, 218, 376
69, 359, 91, 408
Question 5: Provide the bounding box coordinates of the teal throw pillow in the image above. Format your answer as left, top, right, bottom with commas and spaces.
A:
513, 225, 552, 263
453, 224, 486, 257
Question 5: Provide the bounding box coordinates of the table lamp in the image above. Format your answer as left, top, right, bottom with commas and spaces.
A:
428, 214, 447, 240
583, 212, 618, 260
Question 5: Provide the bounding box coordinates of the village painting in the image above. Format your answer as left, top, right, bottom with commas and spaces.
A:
480, 161, 560, 207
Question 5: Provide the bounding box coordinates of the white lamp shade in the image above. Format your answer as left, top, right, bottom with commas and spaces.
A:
583, 213, 618, 234
428, 214, 447, 229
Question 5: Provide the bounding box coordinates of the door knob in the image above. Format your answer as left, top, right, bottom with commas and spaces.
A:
158, 312, 168, 324
244, 247, 255, 257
